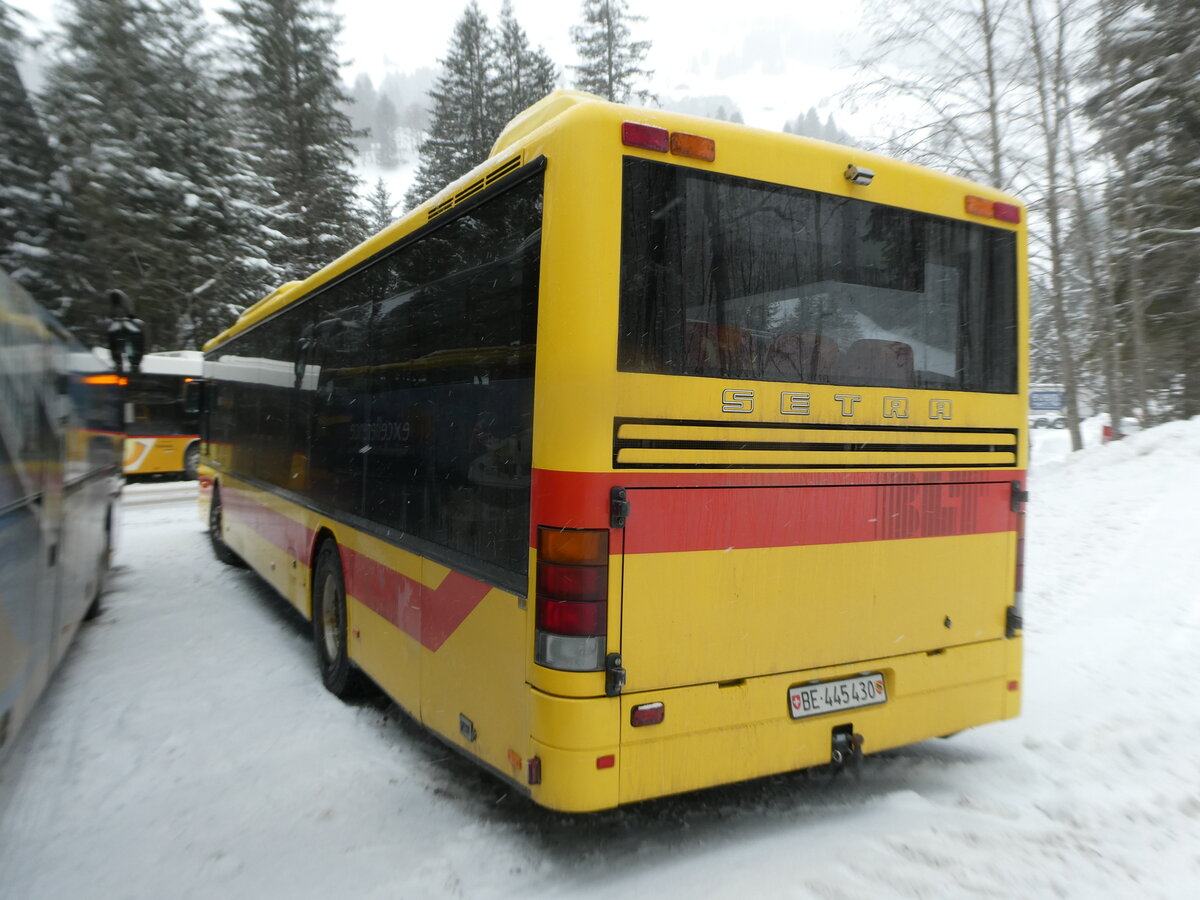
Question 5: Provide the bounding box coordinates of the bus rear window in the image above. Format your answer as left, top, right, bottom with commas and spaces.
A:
618, 158, 1017, 393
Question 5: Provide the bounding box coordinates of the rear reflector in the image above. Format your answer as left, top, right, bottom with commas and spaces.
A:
596, 754, 615, 769
527, 756, 541, 785
670, 131, 716, 161
630, 701, 665, 727
1007, 680, 1020, 692
622, 121, 669, 153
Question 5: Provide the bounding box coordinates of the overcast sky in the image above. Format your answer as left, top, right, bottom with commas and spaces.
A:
11, 0, 867, 131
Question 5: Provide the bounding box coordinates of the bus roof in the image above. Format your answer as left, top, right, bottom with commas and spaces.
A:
203, 90, 1024, 353
137, 350, 204, 377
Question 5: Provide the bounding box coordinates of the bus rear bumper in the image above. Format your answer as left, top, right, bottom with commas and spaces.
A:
528, 637, 1021, 812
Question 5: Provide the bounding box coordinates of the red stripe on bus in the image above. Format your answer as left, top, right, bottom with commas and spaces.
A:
530, 468, 1024, 547
620, 482, 1015, 555
339, 548, 492, 652
220, 484, 491, 651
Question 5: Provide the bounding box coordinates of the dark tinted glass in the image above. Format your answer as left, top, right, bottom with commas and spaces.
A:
125, 374, 198, 436
364, 173, 542, 579
619, 158, 1018, 393
206, 167, 543, 587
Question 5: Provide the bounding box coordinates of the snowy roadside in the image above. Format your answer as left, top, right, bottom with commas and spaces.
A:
1, 422, 1198, 898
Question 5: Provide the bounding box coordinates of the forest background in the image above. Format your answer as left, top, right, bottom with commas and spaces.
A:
1, 0, 1196, 447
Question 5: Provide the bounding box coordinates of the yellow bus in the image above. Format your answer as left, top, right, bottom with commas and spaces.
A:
200, 91, 1026, 812
123, 351, 203, 479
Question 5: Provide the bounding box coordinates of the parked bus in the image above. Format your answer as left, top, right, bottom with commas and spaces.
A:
123, 351, 203, 479
200, 91, 1027, 812
1, 272, 123, 765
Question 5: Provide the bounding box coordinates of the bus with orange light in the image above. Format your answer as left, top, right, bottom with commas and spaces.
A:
1, 272, 123, 766
123, 351, 203, 480
199, 90, 1026, 812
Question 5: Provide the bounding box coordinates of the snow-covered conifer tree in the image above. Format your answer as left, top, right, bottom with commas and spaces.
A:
569, 0, 654, 105
494, 0, 558, 124
404, 2, 498, 211
0, 3, 90, 322
40, 0, 284, 349
221, 0, 364, 281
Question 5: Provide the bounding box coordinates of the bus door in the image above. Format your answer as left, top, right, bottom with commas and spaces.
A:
616, 478, 1018, 694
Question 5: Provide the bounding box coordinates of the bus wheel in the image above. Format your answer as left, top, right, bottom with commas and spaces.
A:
183, 443, 200, 480
209, 487, 245, 568
312, 540, 368, 699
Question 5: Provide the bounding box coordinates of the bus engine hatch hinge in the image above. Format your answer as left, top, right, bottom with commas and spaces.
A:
610, 487, 630, 529
1011, 481, 1029, 512
605, 653, 626, 697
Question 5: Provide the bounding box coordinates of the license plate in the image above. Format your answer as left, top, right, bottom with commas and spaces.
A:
788, 673, 887, 720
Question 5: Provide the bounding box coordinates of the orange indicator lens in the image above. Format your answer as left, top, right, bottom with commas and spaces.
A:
670, 132, 716, 161
538, 527, 608, 566
965, 195, 995, 218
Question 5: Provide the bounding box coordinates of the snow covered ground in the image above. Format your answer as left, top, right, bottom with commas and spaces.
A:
2, 421, 1199, 898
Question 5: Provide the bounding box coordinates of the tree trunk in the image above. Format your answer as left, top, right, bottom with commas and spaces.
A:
1026, 0, 1084, 450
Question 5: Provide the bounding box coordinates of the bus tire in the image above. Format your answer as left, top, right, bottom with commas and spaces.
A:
209, 486, 245, 568
183, 443, 200, 481
312, 540, 369, 699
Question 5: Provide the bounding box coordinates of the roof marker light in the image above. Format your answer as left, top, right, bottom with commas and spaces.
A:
670, 131, 716, 161
994, 202, 1022, 223
622, 122, 669, 153
965, 195, 995, 217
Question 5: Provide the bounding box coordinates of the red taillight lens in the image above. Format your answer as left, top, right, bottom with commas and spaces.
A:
536, 597, 608, 635
622, 121, 669, 153
537, 562, 606, 604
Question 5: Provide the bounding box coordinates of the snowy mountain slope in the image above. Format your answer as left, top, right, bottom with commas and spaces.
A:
1, 421, 1198, 898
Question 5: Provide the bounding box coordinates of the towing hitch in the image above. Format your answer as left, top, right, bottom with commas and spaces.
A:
830, 727, 865, 772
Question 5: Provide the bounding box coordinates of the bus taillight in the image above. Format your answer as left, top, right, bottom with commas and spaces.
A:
535, 528, 609, 671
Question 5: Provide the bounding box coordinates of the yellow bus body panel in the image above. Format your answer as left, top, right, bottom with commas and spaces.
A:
123, 435, 195, 475
620, 533, 1014, 693
615, 638, 1021, 805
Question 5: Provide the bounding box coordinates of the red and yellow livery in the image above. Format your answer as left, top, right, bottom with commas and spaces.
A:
200, 91, 1026, 812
